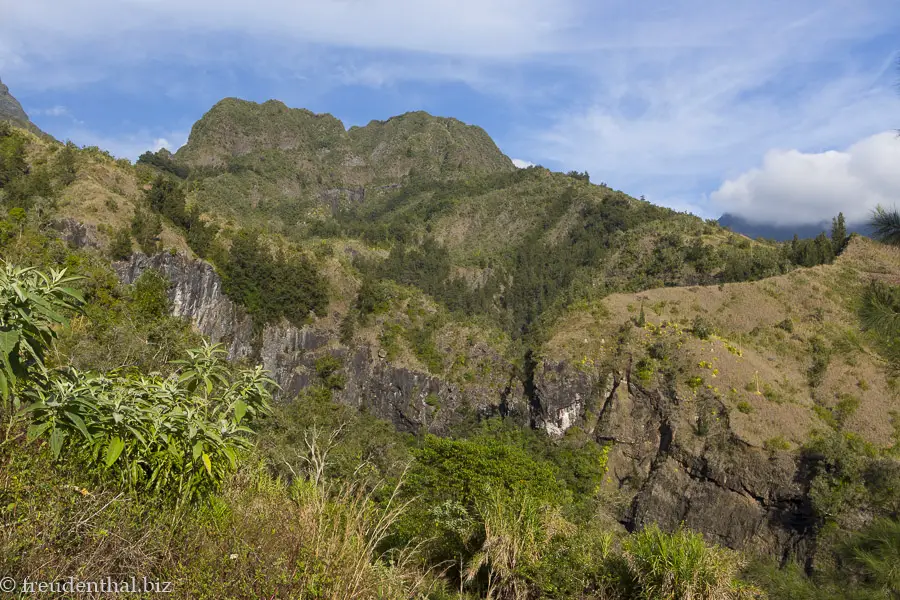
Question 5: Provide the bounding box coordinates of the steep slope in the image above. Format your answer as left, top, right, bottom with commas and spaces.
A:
0, 76, 44, 136
169, 98, 513, 233
0, 77, 30, 126
536, 236, 900, 554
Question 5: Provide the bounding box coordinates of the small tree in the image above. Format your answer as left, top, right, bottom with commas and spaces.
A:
108, 226, 132, 260
831, 212, 847, 255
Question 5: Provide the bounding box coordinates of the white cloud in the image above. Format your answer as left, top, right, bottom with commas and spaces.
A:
521, 0, 900, 213
710, 132, 900, 225
58, 128, 190, 161
30, 105, 70, 117
511, 158, 535, 169
0, 0, 576, 67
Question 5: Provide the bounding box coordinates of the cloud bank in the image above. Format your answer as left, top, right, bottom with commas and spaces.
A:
711, 132, 900, 225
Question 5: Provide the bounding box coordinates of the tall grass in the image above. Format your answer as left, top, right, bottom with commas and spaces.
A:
623, 524, 749, 600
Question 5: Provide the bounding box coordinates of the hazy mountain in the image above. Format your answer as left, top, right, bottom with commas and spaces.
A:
718, 211, 871, 240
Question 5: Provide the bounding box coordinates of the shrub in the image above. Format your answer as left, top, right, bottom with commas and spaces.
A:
108, 226, 133, 260
22, 342, 275, 504
0, 262, 84, 401
692, 316, 713, 340
623, 523, 745, 600
775, 318, 794, 333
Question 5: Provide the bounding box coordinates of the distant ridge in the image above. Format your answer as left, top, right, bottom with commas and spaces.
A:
718, 212, 871, 241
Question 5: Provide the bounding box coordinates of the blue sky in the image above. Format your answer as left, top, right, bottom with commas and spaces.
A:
2, 0, 899, 225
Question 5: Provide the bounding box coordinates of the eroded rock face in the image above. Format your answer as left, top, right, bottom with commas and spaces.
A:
114, 252, 527, 433
534, 360, 816, 559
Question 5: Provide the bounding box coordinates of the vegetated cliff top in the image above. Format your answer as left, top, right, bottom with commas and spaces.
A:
174, 97, 514, 183
544, 235, 900, 449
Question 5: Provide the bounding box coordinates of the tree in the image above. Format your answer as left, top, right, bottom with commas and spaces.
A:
870, 205, 900, 247
831, 212, 847, 255
109, 226, 133, 260
131, 209, 162, 255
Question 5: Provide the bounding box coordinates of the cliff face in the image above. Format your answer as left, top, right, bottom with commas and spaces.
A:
113, 251, 817, 558
114, 252, 529, 434
533, 358, 815, 559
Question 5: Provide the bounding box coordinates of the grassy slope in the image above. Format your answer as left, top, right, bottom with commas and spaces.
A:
544, 236, 900, 448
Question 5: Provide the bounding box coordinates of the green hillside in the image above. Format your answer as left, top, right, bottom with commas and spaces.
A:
1, 95, 899, 600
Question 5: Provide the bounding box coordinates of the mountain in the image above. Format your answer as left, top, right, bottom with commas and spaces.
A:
174, 97, 513, 181
718, 212, 871, 241
2, 98, 899, 600
0, 77, 29, 125
0, 76, 43, 135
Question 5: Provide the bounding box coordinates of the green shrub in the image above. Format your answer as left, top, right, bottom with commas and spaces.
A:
23, 342, 275, 504
623, 523, 745, 600
0, 262, 84, 401
692, 316, 713, 340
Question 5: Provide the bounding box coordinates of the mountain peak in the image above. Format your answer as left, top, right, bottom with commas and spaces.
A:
0, 76, 32, 127
174, 97, 514, 182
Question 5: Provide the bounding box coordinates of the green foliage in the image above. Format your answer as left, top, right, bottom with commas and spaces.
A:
692, 315, 713, 340
137, 149, 190, 178
623, 523, 745, 600
807, 335, 831, 388
0, 262, 83, 401
23, 342, 275, 504
220, 230, 328, 329
831, 213, 848, 255
869, 205, 900, 247
837, 517, 900, 596
859, 280, 900, 372
0, 124, 28, 189
804, 430, 900, 523
131, 207, 162, 254
108, 225, 133, 260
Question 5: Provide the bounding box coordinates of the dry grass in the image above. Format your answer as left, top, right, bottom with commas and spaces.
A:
545, 237, 900, 448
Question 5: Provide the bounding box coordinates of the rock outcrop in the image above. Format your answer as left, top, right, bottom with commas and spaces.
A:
114, 252, 528, 433
533, 359, 816, 559
0, 77, 30, 125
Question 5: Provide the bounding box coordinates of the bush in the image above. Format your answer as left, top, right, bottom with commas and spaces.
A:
23, 342, 275, 505
623, 524, 746, 600
692, 316, 713, 340
108, 226, 133, 260
0, 263, 83, 401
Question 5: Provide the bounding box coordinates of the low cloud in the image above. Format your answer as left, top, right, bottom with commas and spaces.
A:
511, 158, 535, 169
710, 132, 900, 225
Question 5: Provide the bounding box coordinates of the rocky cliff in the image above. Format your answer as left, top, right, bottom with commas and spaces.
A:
114, 252, 528, 434
0, 77, 44, 136
534, 360, 814, 560
113, 250, 815, 559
